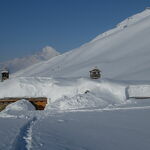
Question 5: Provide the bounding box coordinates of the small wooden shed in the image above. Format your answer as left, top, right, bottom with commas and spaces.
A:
89, 68, 101, 79
1, 68, 9, 81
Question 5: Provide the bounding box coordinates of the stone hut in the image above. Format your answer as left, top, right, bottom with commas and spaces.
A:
89, 68, 101, 79
1, 68, 9, 81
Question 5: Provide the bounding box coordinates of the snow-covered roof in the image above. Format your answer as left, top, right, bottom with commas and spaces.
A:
1, 70, 9, 73
90, 69, 101, 72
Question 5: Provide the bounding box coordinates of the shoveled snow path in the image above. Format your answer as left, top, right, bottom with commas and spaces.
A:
12, 117, 38, 150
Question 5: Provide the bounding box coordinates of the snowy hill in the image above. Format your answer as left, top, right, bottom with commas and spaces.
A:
0, 46, 59, 73
13, 8, 150, 80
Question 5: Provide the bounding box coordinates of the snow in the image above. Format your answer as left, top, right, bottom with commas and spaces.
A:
92, 8, 150, 42
3, 99, 35, 112
0, 77, 127, 110
1, 76, 150, 111
12, 9, 150, 81
1, 70, 9, 73
31, 109, 150, 150
128, 85, 150, 98
1, 107, 150, 150
0, 118, 29, 150
1, 99, 35, 117
1, 8, 150, 150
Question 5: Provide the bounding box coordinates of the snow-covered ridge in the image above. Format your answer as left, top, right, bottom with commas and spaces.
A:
0, 46, 60, 73
92, 8, 150, 42
117, 8, 150, 28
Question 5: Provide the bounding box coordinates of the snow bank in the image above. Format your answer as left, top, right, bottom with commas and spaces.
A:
0, 99, 35, 117
49, 93, 116, 110
1, 77, 150, 111
48, 79, 127, 110
0, 77, 127, 110
2, 99, 35, 115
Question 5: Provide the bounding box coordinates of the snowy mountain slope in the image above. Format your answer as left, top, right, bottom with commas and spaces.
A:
91, 8, 150, 42
13, 8, 150, 80
0, 46, 59, 73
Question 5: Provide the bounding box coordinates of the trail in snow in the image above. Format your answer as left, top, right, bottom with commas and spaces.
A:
3, 102, 150, 150
12, 117, 37, 150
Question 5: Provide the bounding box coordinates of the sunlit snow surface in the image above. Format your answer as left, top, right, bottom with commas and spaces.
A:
12, 8, 150, 80
0, 77, 150, 150
1, 8, 150, 150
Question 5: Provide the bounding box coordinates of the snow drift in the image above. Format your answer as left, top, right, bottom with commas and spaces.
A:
0, 77, 127, 111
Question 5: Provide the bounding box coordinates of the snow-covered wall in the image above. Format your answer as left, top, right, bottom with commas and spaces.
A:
128, 85, 150, 98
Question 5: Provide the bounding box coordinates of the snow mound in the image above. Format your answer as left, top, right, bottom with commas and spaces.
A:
46, 79, 127, 111
2, 99, 35, 114
49, 92, 123, 111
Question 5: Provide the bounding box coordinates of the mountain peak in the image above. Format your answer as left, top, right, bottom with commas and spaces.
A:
41, 46, 57, 53
0, 46, 60, 73
37, 46, 60, 60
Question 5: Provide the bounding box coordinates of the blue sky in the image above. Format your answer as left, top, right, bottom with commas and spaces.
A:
0, 0, 150, 61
